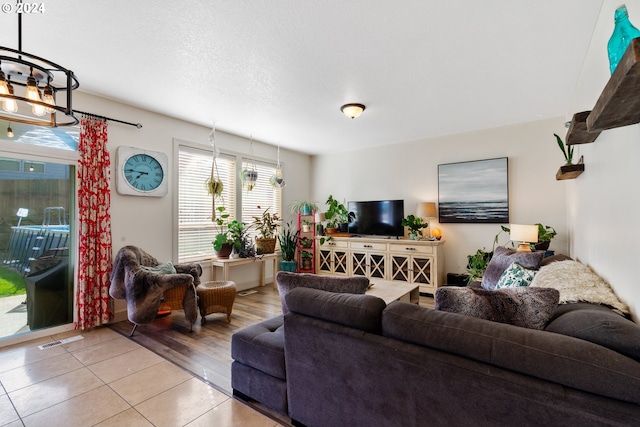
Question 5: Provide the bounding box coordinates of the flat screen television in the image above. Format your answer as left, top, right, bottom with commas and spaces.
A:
348, 200, 404, 237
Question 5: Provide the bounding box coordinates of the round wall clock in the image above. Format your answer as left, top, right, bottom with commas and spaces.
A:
116, 146, 169, 197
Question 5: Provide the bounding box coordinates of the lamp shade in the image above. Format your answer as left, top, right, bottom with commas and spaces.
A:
340, 103, 365, 119
510, 224, 538, 243
510, 224, 538, 252
416, 202, 437, 218
315, 212, 326, 223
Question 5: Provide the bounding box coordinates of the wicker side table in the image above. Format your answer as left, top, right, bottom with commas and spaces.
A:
196, 281, 237, 324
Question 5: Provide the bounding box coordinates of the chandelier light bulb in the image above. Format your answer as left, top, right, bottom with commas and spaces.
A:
6, 123, 14, 138
42, 84, 55, 113
2, 81, 18, 113
25, 75, 41, 105
0, 71, 8, 95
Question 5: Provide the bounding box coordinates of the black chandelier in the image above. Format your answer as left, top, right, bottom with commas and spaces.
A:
0, 8, 79, 127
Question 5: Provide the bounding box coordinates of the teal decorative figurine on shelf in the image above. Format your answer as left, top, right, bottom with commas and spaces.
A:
608, 4, 640, 74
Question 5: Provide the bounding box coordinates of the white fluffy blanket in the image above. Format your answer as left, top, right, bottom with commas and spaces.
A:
531, 260, 629, 316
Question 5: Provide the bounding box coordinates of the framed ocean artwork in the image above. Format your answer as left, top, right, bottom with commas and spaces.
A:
438, 157, 509, 223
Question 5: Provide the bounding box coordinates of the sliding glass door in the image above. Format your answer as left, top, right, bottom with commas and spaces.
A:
0, 156, 75, 340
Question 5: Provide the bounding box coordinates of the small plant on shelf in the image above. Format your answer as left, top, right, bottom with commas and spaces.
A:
300, 236, 313, 248
301, 219, 313, 232
300, 250, 313, 270
555, 133, 574, 165
291, 200, 318, 215
401, 214, 428, 240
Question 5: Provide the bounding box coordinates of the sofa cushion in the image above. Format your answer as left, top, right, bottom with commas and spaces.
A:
231, 315, 286, 379
276, 271, 370, 314
545, 303, 640, 362
382, 302, 640, 405
434, 286, 559, 330
481, 246, 544, 290
531, 260, 630, 316
495, 262, 538, 289
285, 287, 386, 334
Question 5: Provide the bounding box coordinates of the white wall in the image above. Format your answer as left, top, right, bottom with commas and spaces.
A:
311, 117, 570, 276
568, 0, 640, 320
70, 92, 312, 319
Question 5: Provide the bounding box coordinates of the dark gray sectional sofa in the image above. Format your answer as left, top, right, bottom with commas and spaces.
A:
231, 272, 640, 427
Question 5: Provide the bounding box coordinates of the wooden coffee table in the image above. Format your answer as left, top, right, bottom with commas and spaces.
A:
366, 280, 419, 305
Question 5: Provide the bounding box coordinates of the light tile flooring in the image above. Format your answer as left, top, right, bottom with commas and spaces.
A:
0, 327, 282, 427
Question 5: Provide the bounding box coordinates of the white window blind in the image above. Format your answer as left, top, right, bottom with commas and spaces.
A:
241, 159, 282, 240
178, 146, 236, 262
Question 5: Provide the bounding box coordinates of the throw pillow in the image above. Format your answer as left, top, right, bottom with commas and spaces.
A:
530, 260, 630, 316
434, 286, 559, 330
141, 261, 177, 274
275, 271, 370, 314
495, 262, 537, 289
481, 246, 544, 290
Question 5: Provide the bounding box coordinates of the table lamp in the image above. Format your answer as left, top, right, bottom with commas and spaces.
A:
416, 202, 437, 238
509, 224, 538, 252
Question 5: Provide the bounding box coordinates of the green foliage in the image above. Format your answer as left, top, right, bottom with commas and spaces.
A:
555, 133, 573, 165
466, 249, 493, 284
401, 215, 428, 236
252, 206, 280, 239
291, 200, 318, 215
278, 222, 299, 261
300, 250, 313, 259
324, 195, 354, 227
213, 206, 233, 251
0, 267, 25, 297
227, 220, 246, 252
536, 223, 557, 242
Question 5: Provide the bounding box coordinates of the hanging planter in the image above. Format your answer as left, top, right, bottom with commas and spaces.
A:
270, 145, 286, 189
241, 168, 258, 191
207, 123, 224, 220
242, 135, 258, 191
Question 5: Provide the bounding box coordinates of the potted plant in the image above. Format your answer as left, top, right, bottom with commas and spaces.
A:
291, 200, 318, 216
300, 250, 313, 270
227, 219, 247, 258
252, 206, 280, 254
401, 214, 428, 240
325, 195, 354, 233
301, 219, 313, 233
300, 236, 313, 248
534, 223, 557, 251
466, 248, 493, 284
278, 222, 299, 272
213, 206, 233, 259
555, 133, 574, 165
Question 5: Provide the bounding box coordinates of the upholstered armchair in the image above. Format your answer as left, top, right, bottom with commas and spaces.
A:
109, 245, 203, 335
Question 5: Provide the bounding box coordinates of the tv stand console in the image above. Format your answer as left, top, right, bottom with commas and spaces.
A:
316, 236, 445, 295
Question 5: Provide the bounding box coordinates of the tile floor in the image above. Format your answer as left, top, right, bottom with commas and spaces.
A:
0, 327, 282, 427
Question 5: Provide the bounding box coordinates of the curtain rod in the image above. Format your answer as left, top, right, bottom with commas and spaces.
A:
72, 110, 143, 129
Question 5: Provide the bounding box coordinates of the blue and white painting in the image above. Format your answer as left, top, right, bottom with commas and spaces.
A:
438, 157, 509, 223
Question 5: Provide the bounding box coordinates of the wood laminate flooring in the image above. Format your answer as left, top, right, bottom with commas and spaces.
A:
109, 284, 435, 423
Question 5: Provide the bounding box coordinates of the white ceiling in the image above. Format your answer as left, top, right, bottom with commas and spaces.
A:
0, 1, 604, 155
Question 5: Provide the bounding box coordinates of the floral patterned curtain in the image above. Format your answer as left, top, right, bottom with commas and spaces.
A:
76, 116, 113, 329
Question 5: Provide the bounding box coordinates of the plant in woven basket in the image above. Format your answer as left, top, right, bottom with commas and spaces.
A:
252, 206, 280, 239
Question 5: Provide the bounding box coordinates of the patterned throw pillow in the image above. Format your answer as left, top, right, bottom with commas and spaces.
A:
481, 246, 544, 290
434, 286, 560, 330
495, 262, 538, 289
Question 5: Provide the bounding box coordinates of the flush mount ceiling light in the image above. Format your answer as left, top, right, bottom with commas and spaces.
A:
340, 103, 366, 119
0, 9, 79, 127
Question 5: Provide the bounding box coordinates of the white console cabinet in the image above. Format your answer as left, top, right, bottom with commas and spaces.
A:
316, 237, 445, 294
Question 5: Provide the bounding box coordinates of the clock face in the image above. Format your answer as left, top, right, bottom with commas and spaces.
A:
116, 146, 169, 197
123, 154, 164, 192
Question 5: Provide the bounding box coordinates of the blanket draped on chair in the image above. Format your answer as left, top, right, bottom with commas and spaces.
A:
109, 246, 202, 330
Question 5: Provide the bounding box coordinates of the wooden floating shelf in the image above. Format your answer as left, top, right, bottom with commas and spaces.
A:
556, 156, 585, 181
565, 38, 640, 145
566, 111, 602, 145
587, 37, 640, 132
